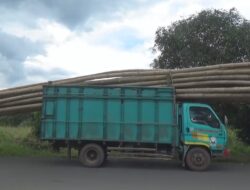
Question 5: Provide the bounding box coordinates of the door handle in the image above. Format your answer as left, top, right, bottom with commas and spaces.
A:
186, 127, 190, 133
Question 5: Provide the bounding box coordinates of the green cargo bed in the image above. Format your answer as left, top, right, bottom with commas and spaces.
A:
41, 86, 176, 144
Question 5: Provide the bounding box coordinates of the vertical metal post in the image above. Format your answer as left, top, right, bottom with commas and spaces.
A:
137, 89, 142, 143
120, 88, 124, 142
78, 148, 80, 158
103, 88, 108, 140
78, 87, 84, 139
67, 143, 71, 160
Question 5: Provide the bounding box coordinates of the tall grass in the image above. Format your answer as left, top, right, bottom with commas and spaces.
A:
1, 125, 250, 162
226, 128, 250, 162
0, 126, 62, 157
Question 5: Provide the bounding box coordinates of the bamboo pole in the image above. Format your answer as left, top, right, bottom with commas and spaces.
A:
1, 61, 249, 95
172, 69, 250, 78
0, 69, 145, 91
3, 85, 250, 109
0, 70, 148, 98
2, 78, 250, 106
111, 80, 168, 86
1, 65, 250, 98
177, 93, 250, 99
0, 92, 42, 104
176, 87, 250, 93
83, 75, 169, 85
2, 79, 250, 108
0, 85, 42, 98
174, 80, 250, 88
0, 103, 41, 115
173, 75, 250, 83
1, 92, 250, 115
2, 62, 250, 115
0, 97, 42, 108
171, 62, 250, 73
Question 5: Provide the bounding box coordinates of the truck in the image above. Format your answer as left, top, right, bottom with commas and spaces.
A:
40, 85, 228, 171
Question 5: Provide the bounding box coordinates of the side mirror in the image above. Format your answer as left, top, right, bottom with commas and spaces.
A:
224, 115, 228, 125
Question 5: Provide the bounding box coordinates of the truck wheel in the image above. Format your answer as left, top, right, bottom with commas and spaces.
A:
79, 143, 105, 167
185, 147, 211, 171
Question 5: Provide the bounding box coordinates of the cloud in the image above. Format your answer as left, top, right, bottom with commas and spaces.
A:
0, 30, 71, 88
0, 0, 158, 29
24, 63, 73, 86
0, 31, 43, 61
0, 31, 43, 86
1, 0, 250, 89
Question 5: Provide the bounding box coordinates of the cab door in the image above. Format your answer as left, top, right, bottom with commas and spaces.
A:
183, 104, 225, 151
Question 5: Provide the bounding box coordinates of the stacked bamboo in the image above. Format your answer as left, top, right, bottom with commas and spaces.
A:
1, 62, 250, 115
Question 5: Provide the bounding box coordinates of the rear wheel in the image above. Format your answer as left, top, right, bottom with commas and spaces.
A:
79, 143, 105, 167
185, 147, 211, 171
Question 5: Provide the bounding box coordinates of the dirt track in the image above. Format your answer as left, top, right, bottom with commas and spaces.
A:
0, 157, 249, 190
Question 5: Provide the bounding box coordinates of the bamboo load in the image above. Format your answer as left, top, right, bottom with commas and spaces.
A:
1, 61, 250, 115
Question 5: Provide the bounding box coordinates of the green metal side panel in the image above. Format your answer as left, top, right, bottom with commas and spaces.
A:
83, 99, 104, 140
41, 86, 176, 145
106, 99, 121, 140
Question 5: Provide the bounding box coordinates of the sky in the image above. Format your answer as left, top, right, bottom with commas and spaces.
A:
0, 0, 250, 89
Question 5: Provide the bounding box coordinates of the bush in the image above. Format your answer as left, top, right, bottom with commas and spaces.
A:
0, 113, 33, 127
227, 128, 250, 161
0, 126, 62, 157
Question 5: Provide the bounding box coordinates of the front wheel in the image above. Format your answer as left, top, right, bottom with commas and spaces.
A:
79, 143, 105, 167
185, 147, 211, 171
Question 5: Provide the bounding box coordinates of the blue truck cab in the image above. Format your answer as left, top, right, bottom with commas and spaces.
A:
178, 103, 227, 170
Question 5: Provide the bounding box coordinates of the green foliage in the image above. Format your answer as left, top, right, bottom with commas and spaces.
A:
152, 8, 250, 69
0, 126, 62, 157
152, 8, 250, 144
227, 128, 250, 161
209, 103, 250, 144
0, 113, 33, 127
0, 112, 41, 138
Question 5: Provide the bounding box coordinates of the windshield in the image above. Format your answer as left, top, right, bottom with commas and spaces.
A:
190, 107, 220, 128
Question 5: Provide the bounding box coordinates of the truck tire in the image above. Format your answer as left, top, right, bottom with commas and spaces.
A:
185, 147, 211, 171
79, 143, 105, 167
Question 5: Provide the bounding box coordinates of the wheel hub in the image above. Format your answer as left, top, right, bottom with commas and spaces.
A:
192, 153, 204, 166
87, 150, 97, 161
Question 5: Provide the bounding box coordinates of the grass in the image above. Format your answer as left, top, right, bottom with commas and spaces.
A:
0, 125, 250, 163
225, 128, 250, 162
0, 126, 65, 157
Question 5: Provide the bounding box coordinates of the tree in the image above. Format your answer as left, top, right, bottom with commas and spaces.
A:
152, 8, 250, 69
151, 8, 250, 144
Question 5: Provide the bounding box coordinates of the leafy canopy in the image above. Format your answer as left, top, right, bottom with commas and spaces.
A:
152, 8, 250, 69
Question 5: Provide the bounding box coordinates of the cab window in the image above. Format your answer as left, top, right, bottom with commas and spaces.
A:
189, 107, 220, 128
